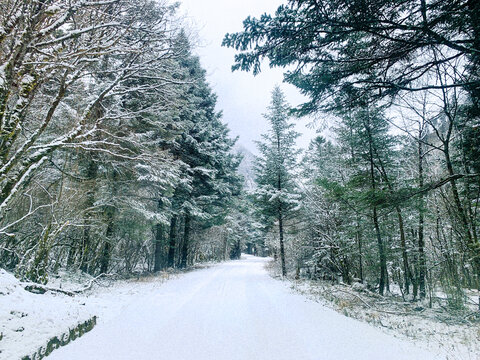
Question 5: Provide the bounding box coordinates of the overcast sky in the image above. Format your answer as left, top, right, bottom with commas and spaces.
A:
178, 0, 315, 154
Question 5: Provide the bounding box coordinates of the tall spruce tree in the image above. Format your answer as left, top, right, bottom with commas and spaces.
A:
254, 86, 300, 277
164, 32, 242, 268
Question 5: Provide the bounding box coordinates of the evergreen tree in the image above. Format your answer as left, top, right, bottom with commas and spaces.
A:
164, 33, 242, 268
254, 86, 300, 276
223, 0, 480, 112
300, 136, 353, 283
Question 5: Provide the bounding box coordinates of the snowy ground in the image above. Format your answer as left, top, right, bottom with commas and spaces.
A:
2, 256, 463, 359
0, 268, 175, 359
6, 255, 443, 360
0, 269, 87, 359
273, 267, 480, 360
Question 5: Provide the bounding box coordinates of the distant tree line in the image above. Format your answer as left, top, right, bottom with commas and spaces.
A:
226, 0, 480, 309
0, 0, 244, 283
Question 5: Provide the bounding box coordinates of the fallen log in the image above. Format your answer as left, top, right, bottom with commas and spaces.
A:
23, 273, 113, 296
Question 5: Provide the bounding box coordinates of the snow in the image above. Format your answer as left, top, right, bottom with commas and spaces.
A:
43, 255, 445, 360
0, 269, 92, 360
45, 5, 61, 14
0, 64, 6, 88
285, 278, 480, 360
0, 268, 175, 359
20, 75, 35, 86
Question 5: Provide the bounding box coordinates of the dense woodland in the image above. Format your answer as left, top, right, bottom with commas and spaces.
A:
224, 0, 480, 309
0, 0, 245, 282
0, 0, 479, 313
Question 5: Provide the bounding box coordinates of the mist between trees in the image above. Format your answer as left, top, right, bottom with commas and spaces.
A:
223, 0, 480, 310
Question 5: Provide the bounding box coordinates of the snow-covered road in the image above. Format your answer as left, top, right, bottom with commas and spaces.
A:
48, 255, 444, 360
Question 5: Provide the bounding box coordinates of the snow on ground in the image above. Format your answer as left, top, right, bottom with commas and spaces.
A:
2, 256, 467, 360
0, 269, 90, 359
279, 270, 480, 360
0, 268, 175, 360
43, 255, 447, 360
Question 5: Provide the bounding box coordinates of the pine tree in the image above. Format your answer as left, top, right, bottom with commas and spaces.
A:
223, 0, 480, 112
254, 86, 300, 277
163, 32, 242, 268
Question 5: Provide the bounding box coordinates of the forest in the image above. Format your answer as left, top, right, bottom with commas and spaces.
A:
1, 0, 479, 315
0, 0, 244, 283
223, 0, 480, 310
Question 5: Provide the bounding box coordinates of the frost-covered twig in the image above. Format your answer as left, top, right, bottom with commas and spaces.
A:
73, 273, 115, 293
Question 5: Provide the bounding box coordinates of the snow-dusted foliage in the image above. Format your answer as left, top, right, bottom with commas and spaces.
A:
0, 1, 242, 281
226, 0, 480, 312
253, 86, 301, 276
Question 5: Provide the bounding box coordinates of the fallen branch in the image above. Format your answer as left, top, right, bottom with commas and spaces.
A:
24, 284, 75, 296
72, 273, 115, 294
23, 273, 114, 296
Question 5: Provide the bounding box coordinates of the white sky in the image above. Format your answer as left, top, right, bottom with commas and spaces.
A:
178, 0, 315, 154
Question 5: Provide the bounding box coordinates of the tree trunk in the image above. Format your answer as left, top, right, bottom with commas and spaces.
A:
99, 169, 118, 275
418, 134, 426, 298
356, 218, 364, 283
80, 157, 98, 273
373, 206, 387, 295
66, 241, 77, 269
153, 223, 164, 272
444, 145, 473, 245
397, 208, 411, 295
278, 211, 287, 277
167, 215, 177, 268
99, 221, 113, 274
444, 145, 480, 303
153, 199, 164, 272
180, 213, 190, 269
275, 115, 287, 277
99, 241, 111, 274
366, 115, 386, 295
373, 139, 411, 294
